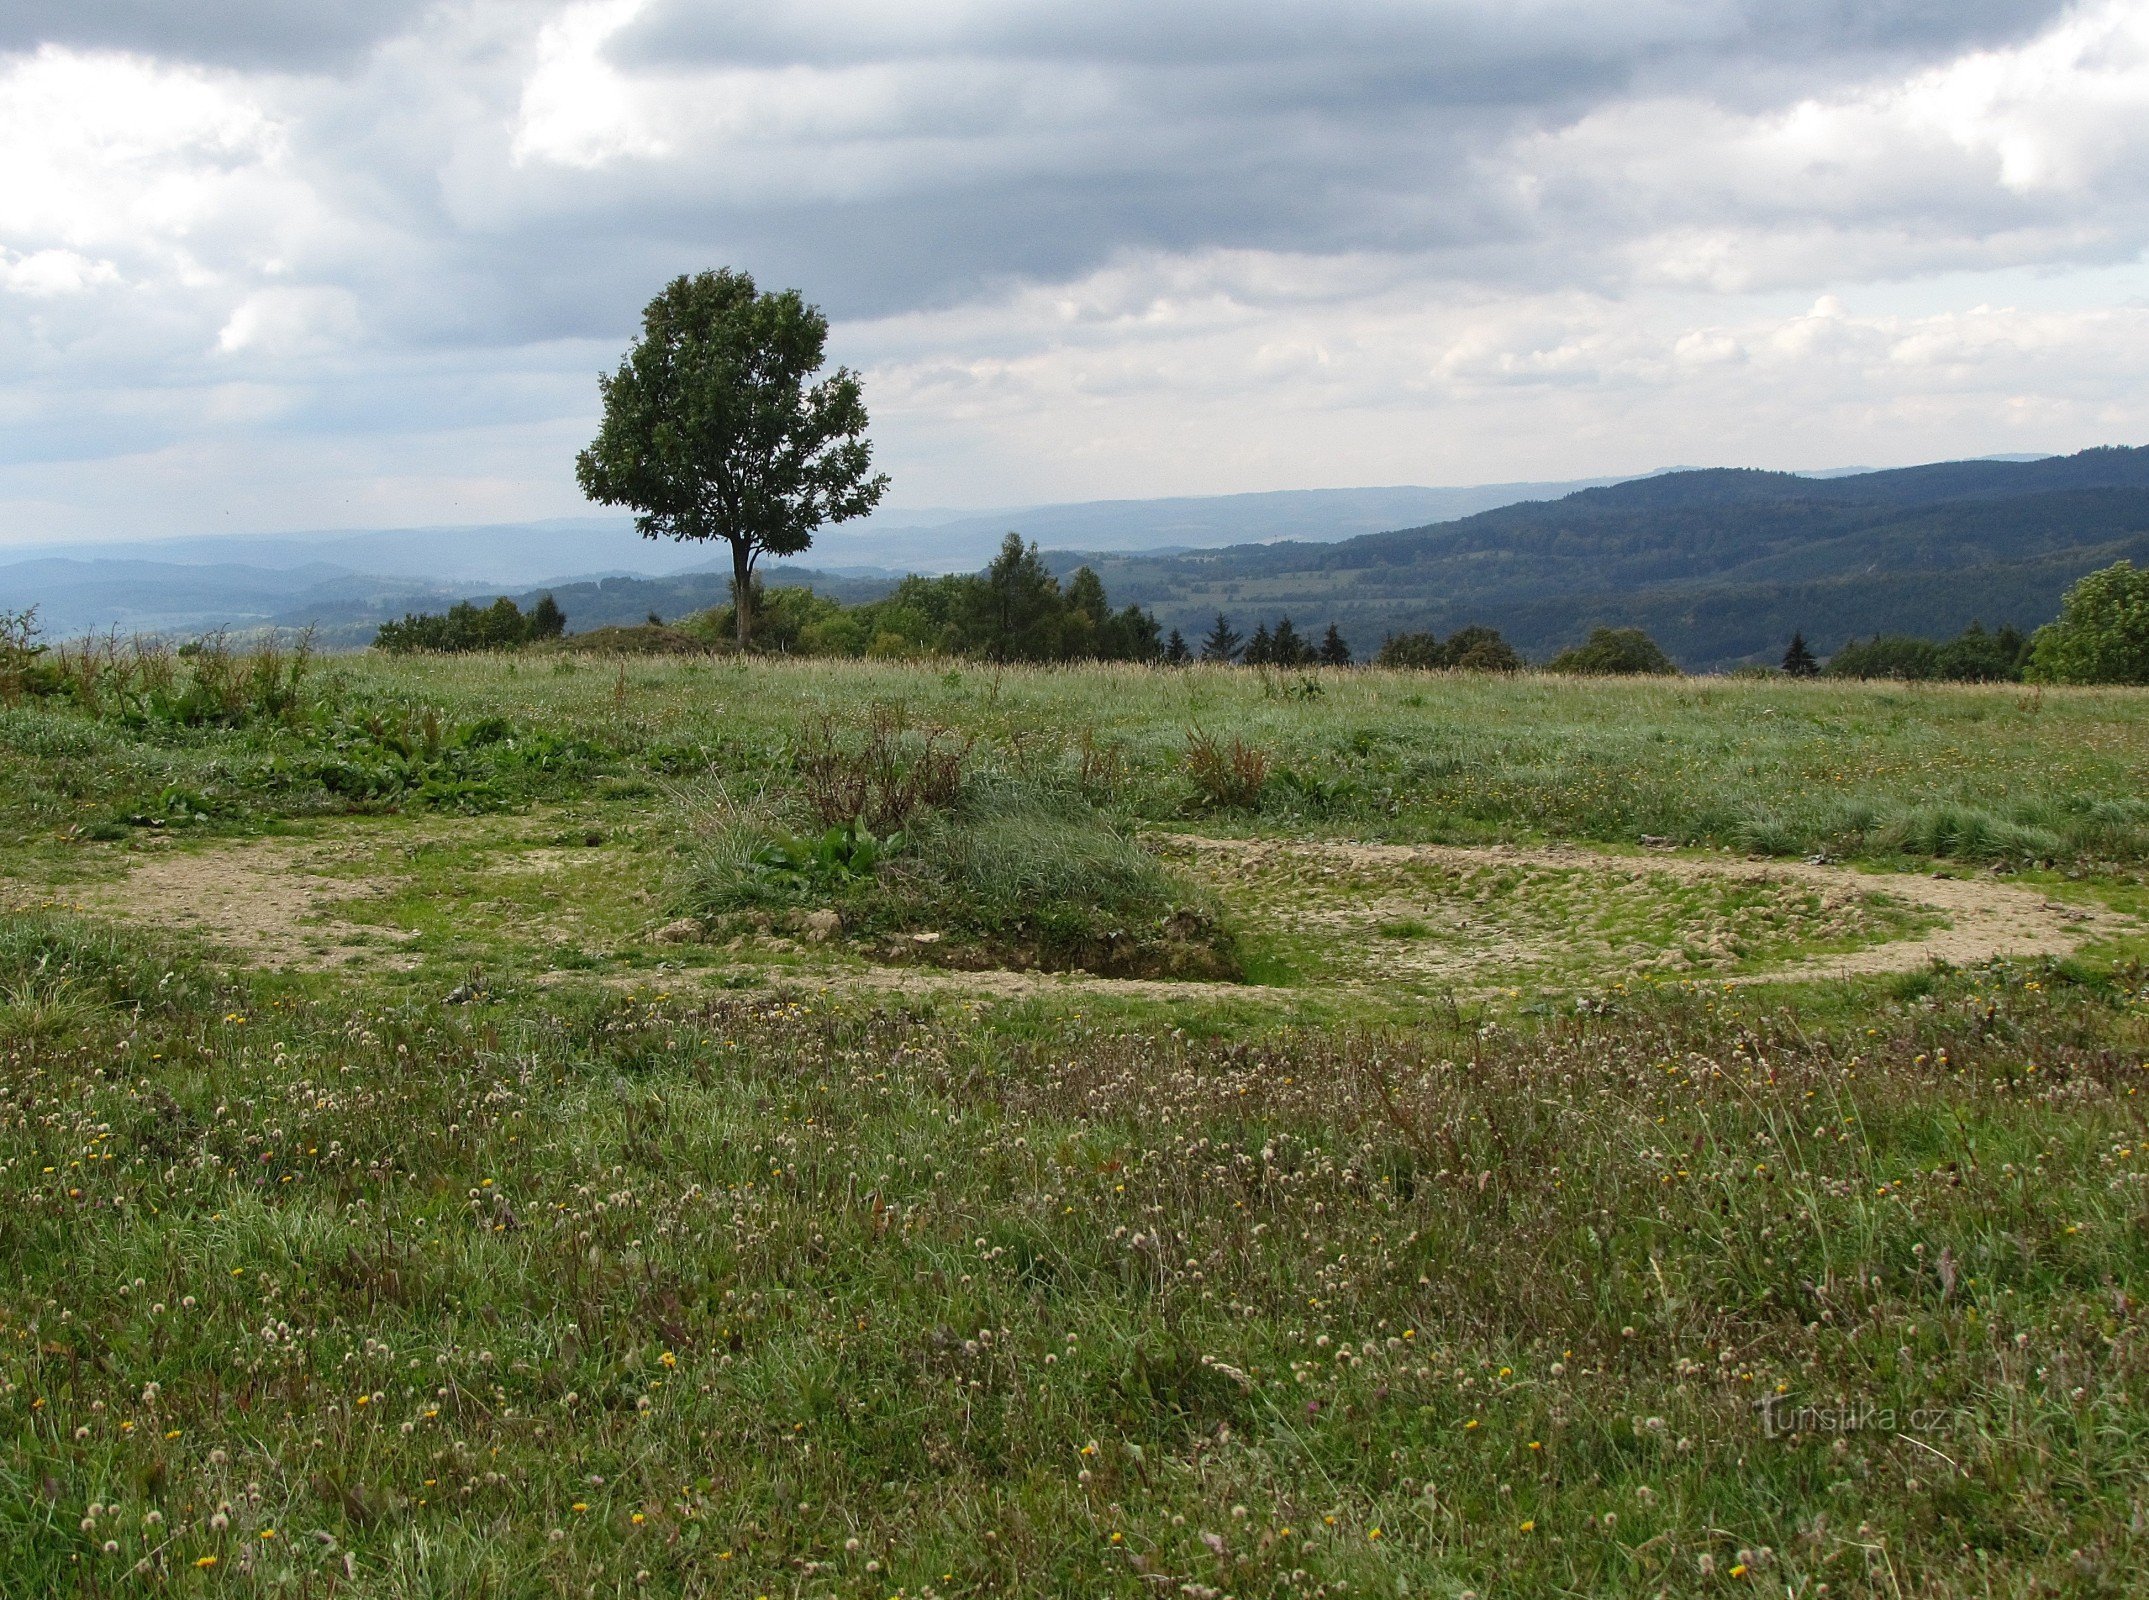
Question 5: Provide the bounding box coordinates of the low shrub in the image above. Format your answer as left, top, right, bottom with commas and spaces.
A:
794, 704, 967, 833
1184, 730, 1271, 810
686, 776, 1238, 978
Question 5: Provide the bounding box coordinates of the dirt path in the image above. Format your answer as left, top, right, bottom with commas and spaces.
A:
61, 838, 419, 973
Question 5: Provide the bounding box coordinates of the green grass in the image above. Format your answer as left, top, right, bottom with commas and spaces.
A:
2, 652, 2147, 1596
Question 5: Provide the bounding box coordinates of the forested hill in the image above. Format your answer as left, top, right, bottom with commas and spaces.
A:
1061, 446, 2149, 670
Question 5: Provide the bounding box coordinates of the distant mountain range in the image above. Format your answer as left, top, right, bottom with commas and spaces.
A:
0, 478, 1622, 641
1063, 447, 2149, 669
3, 451, 2142, 666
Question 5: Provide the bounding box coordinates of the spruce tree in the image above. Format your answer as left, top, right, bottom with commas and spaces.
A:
1199, 612, 1243, 662
1782, 632, 1819, 677
1270, 617, 1310, 666
1163, 628, 1192, 665
1243, 622, 1275, 666
1318, 622, 1351, 666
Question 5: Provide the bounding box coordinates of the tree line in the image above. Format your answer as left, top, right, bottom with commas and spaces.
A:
375, 594, 565, 653
1779, 561, 2149, 685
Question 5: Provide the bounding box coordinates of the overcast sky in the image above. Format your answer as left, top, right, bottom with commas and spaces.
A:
3, 0, 2147, 542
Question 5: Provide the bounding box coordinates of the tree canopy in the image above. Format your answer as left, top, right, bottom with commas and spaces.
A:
2026, 560, 2149, 685
575, 269, 888, 649
1375, 624, 1522, 672
1545, 627, 1678, 676
374, 595, 565, 654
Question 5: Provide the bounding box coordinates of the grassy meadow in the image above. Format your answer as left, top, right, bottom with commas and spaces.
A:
2, 646, 2148, 1597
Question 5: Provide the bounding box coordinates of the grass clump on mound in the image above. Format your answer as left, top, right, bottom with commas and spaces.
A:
685, 709, 1238, 978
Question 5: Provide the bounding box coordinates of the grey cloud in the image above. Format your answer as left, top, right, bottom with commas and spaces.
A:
615, 0, 2071, 78
0, 0, 437, 70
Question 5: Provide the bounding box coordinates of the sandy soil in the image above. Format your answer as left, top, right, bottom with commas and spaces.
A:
61, 838, 419, 972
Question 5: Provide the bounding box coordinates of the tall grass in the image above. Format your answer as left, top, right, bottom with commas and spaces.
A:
0, 908, 2142, 1592
17, 643, 2147, 862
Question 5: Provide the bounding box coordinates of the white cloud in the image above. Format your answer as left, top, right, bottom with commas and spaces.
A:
511, 0, 668, 169
0, 246, 119, 295
2, 0, 2148, 539
215, 284, 361, 354
0, 45, 280, 251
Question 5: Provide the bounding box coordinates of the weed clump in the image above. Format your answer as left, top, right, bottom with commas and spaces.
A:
1184, 730, 1271, 811
687, 712, 1237, 978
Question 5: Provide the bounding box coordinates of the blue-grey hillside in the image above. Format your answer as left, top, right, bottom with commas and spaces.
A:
1061, 447, 2149, 669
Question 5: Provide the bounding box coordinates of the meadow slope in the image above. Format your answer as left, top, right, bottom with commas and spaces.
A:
1, 653, 2145, 1598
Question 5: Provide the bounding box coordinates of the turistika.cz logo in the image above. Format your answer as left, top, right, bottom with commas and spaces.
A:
1757, 1394, 1963, 1438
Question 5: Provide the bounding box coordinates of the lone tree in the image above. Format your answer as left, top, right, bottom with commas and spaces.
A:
1782, 632, 1818, 676
575, 269, 888, 650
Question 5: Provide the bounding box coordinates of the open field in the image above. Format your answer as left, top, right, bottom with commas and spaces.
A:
3, 653, 2148, 1597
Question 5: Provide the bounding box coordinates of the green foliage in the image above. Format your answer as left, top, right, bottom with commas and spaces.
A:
374, 595, 562, 654
752, 819, 905, 890
1826, 622, 2031, 682
1545, 626, 1678, 675
1824, 632, 1939, 680
2026, 558, 2149, 685
1199, 612, 1242, 662
689, 542, 1163, 664
1376, 624, 1523, 672
690, 776, 1232, 976
1781, 631, 1818, 676
574, 268, 889, 647
1242, 616, 1316, 666
0, 608, 57, 704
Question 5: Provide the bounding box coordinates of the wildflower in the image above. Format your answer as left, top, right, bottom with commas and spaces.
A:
196, 1557, 218, 1569
1519, 1520, 1535, 1533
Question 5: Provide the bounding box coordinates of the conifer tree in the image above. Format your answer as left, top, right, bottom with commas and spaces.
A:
1199, 612, 1243, 662
1782, 632, 1819, 677
1243, 622, 1275, 666
1318, 622, 1351, 666
1163, 628, 1192, 664
1270, 617, 1310, 666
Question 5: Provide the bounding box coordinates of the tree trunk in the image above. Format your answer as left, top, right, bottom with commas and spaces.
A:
730, 539, 754, 651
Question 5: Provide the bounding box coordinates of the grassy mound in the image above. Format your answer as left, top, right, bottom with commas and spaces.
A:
688, 778, 1240, 979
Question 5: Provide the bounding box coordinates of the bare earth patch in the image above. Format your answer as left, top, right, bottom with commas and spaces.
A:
63, 838, 419, 972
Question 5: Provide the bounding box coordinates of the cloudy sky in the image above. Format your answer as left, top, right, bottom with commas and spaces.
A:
3, 0, 2147, 543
